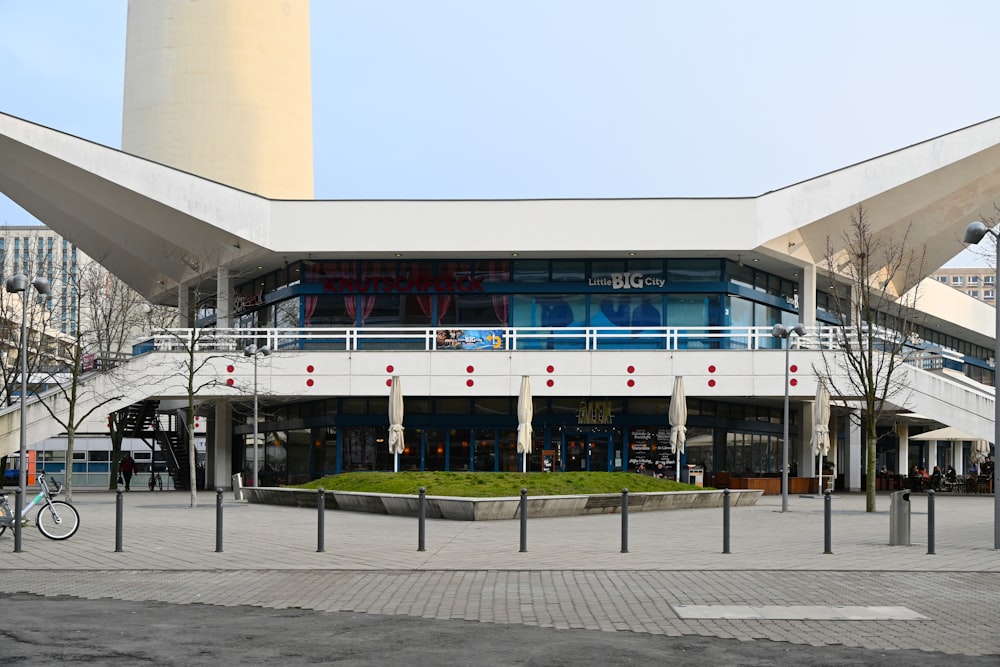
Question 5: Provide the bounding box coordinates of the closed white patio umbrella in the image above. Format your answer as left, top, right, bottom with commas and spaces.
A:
517, 375, 533, 473
388, 376, 405, 472
669, 376, 687, 482
811, 381, 831, 493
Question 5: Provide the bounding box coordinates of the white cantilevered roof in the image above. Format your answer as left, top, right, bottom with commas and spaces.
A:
1, 111, 1000, 306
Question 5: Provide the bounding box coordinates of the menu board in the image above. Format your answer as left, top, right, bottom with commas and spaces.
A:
628, 427, 676, 471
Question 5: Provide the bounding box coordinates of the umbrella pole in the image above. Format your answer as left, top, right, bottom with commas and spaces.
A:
675, 455, 680, 483
522, 453, 527, 473
394, 453, 399, 473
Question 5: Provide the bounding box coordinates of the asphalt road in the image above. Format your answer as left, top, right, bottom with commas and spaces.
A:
4, 592, 998, 667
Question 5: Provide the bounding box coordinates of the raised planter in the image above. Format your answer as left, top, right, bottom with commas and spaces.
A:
242, 487, 763, 521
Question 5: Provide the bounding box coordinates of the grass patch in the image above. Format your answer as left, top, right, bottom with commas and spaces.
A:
295, 472, 708, 497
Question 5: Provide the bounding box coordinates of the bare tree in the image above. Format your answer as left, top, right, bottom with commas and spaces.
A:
819, 205, 926, 512
32, 261, 144, 500
148, 286, 238, 508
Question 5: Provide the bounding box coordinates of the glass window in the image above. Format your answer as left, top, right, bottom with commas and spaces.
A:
590, 260, 626, 278
512, 294, 585, 327
667, 259, 722, 282
986, 290, 995, 300
969, 275, 980, 284
952, 276, 962, 284
513, 260, 548, 283
626, 258, 665, 279
551, 261, 585, 282
304, 294, 353, 327
439, 293, 509, 326
986, 276, 995, 285
970, 290, 979, 298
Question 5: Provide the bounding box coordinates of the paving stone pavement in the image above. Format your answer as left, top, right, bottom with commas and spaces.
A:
2, 488, 999, 658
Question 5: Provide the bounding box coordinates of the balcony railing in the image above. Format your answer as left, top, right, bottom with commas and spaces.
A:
133, 325, 849, 354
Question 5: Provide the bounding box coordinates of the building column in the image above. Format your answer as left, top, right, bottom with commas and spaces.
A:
208, 402, 234, 490
800, 264, 817, 328
954, 441, 965, 475
847, 411, 863, 492
927, 440, 938, 472
799, 400, 815, 479
896, 422, 909, 475
217, 267, 232, 329
177, 285, 190, 327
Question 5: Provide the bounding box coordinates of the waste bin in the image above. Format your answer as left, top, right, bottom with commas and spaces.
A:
232, 473, 244, 501
889, 489, 910, 546
681, 465, 704, 487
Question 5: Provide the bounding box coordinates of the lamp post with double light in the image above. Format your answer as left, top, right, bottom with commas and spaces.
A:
963, 221, 1000, 550
4, 274, 50, 551
772, 322, 806, 513
244, 343, 270, 486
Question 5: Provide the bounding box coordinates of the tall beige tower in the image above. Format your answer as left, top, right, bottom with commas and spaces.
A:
122, 0, 314, 199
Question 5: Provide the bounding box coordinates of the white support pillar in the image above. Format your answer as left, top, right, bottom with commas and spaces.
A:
800, 399, 815, 479
209, 402, 233, 490
954, 441, 965, 475
896, 422, 909, 475
800, 264, 817, 328
847, 411, 863, 492
927, 440, 938, 472
177, 285, 190, 328
217, 267, 232, 329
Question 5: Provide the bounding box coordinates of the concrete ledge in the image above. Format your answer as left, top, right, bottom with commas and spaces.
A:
243, 487, 763, 521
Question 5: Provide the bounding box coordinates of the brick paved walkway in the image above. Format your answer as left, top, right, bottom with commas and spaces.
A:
2, 489, 998, 656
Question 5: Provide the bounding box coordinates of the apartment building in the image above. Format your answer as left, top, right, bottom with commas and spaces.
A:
930, 267, 996, 304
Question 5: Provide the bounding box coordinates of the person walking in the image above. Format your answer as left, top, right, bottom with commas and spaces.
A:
119, 452, 137, 491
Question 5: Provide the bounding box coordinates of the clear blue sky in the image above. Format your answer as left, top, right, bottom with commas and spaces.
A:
2, 0, 999, 266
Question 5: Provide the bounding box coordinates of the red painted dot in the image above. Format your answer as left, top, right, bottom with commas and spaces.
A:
386, 365, 394, 373
546, 365, 554, 373
708, 379, 716, 387
306, 365, 314, 373
466, 366, 474, 373
466, 379, 474, 387
386, 379, 392, 387
306, 379, 314, 387
627, 365, 635, 374
790, 364, 798, 373
627, 379, 635, 387
546, 379, 554, 387
226, 378, 234, 386
790, 378, 798, 386
708, 365, 716, 373
227, 365, 235, 373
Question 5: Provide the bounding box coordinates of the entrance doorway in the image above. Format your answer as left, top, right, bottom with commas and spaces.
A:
563, 431, 615, 471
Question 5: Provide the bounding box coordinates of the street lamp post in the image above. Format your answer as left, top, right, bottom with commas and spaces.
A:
963, 221, 1000, 550
244, 343, 270, 487
772, 322, 806, 513
4, 274, 50, 550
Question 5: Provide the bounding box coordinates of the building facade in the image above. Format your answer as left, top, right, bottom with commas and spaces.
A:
0, 1, 997, 493
930, 267, 997, 304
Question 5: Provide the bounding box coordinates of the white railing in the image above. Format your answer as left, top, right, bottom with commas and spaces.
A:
134, 325, 854, 354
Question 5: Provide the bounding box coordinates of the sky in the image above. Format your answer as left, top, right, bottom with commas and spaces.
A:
2, 1, 1000, 267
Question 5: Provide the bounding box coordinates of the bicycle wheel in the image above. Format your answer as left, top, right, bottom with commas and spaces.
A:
36, 500, 80, 540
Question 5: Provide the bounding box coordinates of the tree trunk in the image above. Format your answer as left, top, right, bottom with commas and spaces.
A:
866, 426, 878, 513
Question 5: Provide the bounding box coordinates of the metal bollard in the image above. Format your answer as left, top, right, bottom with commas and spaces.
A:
823, 489, 833, 554
927, 489, 935, 555
722, 488, 731, 554
317, 488, 325, 553
519, 488, 528, 553
418, 487, 426, 552
215, 487, 224, 553
621, 488, 629, 553
115, 489, 124, 553
13, 487, 22, 553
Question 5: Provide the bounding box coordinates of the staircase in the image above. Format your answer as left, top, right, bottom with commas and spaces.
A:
117, 400, 191, 490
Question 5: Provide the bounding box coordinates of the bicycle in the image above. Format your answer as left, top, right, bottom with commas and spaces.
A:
148, 469, 163, 491
0, 473, 80, 540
